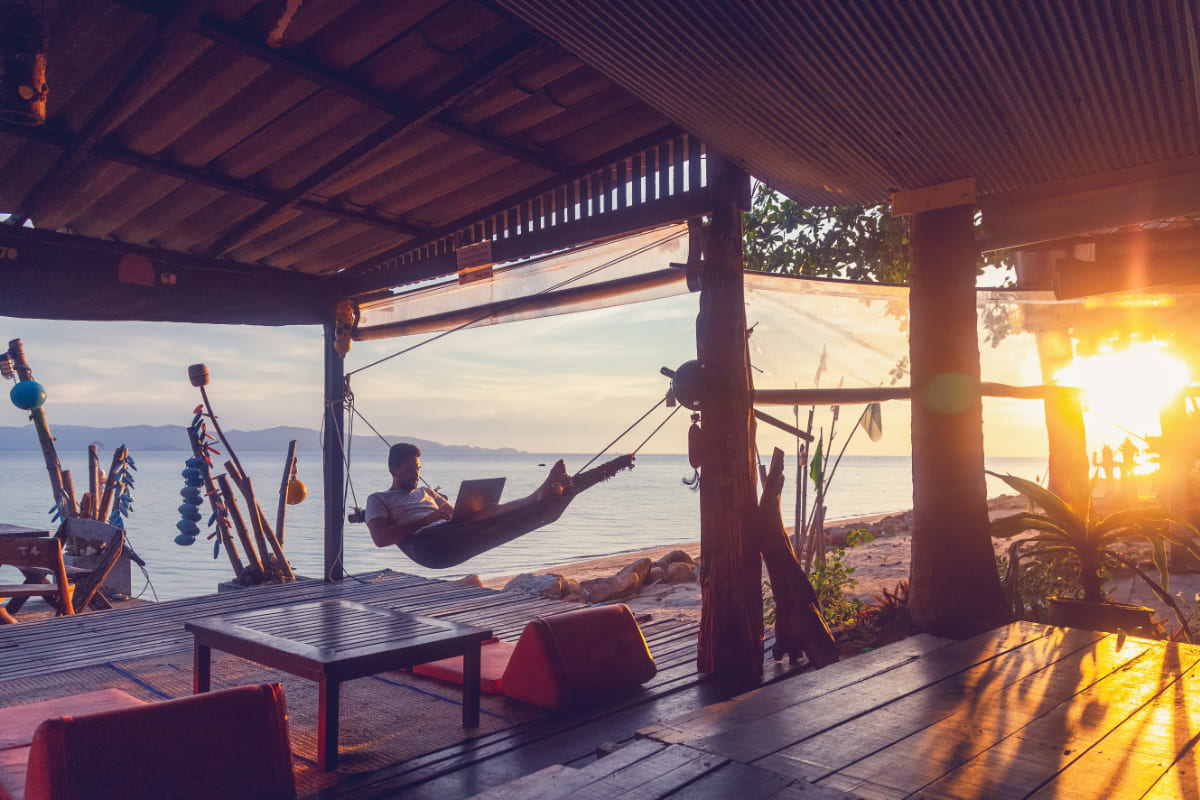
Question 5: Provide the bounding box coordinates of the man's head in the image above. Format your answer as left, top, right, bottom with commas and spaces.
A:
388, 443, 421, 492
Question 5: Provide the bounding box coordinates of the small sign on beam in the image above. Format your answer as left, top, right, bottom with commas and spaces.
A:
891, 177, 976, 217
456, 240, 494, 285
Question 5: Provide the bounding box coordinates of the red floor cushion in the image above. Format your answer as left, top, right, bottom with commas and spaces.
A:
500, 604, 657, 709
412, 638, 515, 693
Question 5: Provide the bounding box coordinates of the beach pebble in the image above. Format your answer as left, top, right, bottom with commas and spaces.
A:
581, 558, 651, 603
665, 562, 696, 584
653, 550, 696, 570
502, 573, 565, 599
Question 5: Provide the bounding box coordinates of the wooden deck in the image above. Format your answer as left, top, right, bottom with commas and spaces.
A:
0, 570, 811, 798
580, 621, 1200, 799
12, 577, 1191, 799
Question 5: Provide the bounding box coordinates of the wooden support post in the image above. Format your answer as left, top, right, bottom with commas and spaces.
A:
323, 319, 346, 582
905, 203, 1011, 637
695, 150, 763, 689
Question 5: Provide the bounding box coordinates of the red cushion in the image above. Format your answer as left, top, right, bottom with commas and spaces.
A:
412, 638, 514, 693
23, 683, 294, 800
501, 604, 656, 709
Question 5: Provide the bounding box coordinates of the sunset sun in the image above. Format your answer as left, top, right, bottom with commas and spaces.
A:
1054, 341, 1191, 449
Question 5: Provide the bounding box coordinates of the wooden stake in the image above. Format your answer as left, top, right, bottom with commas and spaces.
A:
215, 474, 263, 579
88, 445, 100, 521
60, 470, 78, 518
226, 461, 293, 580
97, 446, 125, 523
7, 339, 70, 515
276, 440, 297, 545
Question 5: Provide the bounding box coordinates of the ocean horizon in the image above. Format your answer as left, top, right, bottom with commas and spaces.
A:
0, 450, 1047, 601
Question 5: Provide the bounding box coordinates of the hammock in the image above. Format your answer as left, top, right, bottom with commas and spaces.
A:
398, 454, 635, 569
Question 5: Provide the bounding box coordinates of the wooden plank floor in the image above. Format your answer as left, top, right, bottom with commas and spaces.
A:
615, 621, 1200, 800
0, 570, 823, 798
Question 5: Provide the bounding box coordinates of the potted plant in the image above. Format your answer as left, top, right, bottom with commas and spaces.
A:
987, 471, 1200, 641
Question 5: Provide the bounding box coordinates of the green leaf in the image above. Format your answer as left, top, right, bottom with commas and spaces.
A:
985, 471, 1085, 538
809, 438, 824, 485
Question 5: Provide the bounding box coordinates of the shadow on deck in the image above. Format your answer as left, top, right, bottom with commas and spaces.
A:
0, 570, 813, 798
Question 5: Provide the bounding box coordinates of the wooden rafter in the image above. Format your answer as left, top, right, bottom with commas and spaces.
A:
199, 31, 546, 260
195, 18, 568, 174
0, 124, 429, 239
2, 0, 214, 228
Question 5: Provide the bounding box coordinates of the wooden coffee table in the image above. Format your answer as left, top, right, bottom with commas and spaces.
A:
185, 599, 492, 770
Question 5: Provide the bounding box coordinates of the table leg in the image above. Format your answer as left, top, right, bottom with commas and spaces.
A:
318, 676, 340, 771
462, 641, 481, 728
193, 642, 211, 693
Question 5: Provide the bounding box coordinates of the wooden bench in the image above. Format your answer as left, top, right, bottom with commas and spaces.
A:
0, 536, 73, 622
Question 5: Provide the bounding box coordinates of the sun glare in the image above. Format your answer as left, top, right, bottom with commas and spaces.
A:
1055, 342, 1191, 443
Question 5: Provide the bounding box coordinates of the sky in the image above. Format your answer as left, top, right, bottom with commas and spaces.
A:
1, 294, 705, 457
2, 279, 1069, 461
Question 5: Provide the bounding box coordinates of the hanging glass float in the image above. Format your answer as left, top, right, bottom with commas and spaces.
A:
9, 378, 45, 409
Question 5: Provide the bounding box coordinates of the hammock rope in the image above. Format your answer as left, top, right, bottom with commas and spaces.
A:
319, 226, 691, 569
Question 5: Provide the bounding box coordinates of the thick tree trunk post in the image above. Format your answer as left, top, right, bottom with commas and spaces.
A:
758, 447, 839, 668
695, 149, 763, 689
1014, 254, 1090, 509
323, 319, 346, 582
907, 203, 1011, 637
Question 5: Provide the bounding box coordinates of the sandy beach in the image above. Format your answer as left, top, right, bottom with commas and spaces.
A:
481, 496, 1200, 636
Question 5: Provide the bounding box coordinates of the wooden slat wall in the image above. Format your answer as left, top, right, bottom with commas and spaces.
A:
367, 137, 704, 280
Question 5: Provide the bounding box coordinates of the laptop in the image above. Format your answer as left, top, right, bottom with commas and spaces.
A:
452, 477, 506, 520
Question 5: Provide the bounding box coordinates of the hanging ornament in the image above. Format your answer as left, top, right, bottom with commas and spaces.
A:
10, 379, 46, 410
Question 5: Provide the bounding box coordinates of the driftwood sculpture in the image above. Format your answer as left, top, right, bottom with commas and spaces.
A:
758, 447, 839, 668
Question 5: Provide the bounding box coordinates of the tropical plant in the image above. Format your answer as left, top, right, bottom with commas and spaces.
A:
988, 470, 1200, 639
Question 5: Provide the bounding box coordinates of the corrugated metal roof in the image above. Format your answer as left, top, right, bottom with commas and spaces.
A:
1, 0, 1197, 320
0, 0, 679, 285
500, 0, 1200, 205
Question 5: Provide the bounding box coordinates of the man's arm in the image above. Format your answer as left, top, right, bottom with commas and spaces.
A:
365, 492, 453, 548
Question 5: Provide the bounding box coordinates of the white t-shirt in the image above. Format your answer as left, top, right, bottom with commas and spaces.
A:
365, 486, 445, 529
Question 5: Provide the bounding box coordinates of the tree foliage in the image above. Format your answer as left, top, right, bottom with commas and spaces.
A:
742, 183, 1012, 285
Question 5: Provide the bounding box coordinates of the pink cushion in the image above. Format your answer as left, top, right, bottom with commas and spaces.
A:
412, 638, 515, 693
0, 690, 144, 750
23, 683, 294, 800
0, 747, 29, 800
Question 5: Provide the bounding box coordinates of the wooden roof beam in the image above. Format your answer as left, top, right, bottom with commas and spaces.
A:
979, 155, 1200, 252
195, 19, 567, 175
199, 30, 544, 260
3, 0, 215, 229
1, 123, 429, 239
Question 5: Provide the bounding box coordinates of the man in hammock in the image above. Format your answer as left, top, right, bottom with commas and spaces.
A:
365, 443, 570, 549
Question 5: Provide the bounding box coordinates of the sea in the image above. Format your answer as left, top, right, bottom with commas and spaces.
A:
0, 451, 1047, 602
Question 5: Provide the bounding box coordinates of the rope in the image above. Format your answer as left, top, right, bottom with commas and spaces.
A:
346, 227, 688, 378
631, 404, 683, 455
576, 393, 669, 474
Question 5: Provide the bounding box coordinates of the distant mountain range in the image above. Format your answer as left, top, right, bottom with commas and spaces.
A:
0, 424, 521, 456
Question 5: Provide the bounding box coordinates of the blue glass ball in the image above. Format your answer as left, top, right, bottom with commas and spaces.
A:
174, 533, 196, 546
10, 380, 46, 410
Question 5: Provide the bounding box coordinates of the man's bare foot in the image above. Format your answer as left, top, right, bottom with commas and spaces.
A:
536, 459, 571, 499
